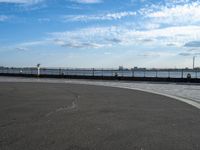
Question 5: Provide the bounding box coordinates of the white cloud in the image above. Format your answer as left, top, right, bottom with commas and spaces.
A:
13, 40, 50, 50
12, 24, 200, 50
54, 39, 104, 49
0, 0, 43, 4
49, 25, 200, 49
165, 0, 190, 4
184, 41, 200, 47
9, 0, 200, 50
128, 26, 200, 47
139, 51, 175, 57
19, 40, 49, 46
63, 11, 136, 22
144, 23, 160, 30
16, 47, 29, 51
51, 27, 113, 48
143, 1, 200, 26
0, 15, 9, 22
179, 52, 200, 56
38, 18, 50, 22
71, 0, 102, 4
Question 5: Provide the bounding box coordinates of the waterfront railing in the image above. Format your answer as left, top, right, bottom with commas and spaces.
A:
0, 67, 200, 79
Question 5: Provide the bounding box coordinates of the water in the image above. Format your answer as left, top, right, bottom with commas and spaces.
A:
1, 68, 200, 79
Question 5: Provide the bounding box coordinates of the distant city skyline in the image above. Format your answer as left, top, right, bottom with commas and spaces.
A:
0, 0, 200, 68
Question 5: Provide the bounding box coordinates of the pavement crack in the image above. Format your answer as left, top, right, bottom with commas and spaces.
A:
45, 95, 79, 117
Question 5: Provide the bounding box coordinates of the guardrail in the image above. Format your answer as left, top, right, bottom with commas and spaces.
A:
0, 67, 200, 78
0, 67, 200, 82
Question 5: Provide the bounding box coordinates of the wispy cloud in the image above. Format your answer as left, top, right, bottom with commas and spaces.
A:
11, 23, 200, 50
15, 47, 29, 51
0, 15, 9, 22
166, 43, 176, 47
54, 39, 104, 49
0, 0, 43, 4
179, 52, 200, 56
139, 51, 174, 57
184, 41, 200, 47
63, 11, 136, 22
13, 40, 50, 51
142, 1, 200, 26
18, 40, 49, 46
38, 18, 50, 23
50, 26, 120, 49
49, 25, 200, 49
106, 38, 123, 44
70, 0, 102, 4
7, 0, 200, 51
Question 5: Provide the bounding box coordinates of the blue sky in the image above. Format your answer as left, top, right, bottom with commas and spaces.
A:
0, 0, 200, 68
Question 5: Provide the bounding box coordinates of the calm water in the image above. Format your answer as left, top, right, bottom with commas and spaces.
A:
1, 68, 200, 79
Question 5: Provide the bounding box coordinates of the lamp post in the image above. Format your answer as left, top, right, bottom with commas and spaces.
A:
193, 56, 196, 69
37, 64, 40, 77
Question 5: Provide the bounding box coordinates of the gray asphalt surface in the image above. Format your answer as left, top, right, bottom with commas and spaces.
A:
0, 82, 200, 150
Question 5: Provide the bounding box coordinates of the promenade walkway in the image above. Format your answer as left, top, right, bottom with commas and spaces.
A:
0, 81, 199, 150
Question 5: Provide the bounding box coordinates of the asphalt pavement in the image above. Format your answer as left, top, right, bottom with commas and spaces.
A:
0, 82, 200, 150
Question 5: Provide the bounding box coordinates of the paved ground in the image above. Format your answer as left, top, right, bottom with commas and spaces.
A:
0, 82, 200, 150
64, 80, 200, 104
1, 77, 200, 104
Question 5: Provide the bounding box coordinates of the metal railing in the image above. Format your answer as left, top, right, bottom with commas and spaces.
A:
0, 67, 200, 79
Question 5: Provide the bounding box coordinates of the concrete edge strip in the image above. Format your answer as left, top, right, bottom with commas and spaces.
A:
0, 78, 200, 110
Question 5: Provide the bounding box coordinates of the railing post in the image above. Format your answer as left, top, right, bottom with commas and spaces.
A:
59, 68, 61, 75
132, 69, 134, 77
112, 69, 114, 77
156, 70, 158, 78
168, 70, 170, 78
92, 68, 94, 76
195, 69, 197, 79
181, 69, 184, 78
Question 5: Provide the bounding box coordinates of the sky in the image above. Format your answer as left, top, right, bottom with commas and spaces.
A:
0, 0, 200, 68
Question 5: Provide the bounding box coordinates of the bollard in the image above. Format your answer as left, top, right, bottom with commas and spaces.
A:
187, 73, 191, 82
114, 72, 118, 79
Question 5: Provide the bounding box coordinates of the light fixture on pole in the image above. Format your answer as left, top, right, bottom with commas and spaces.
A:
37, 63, 41, 77
193, 56, 196, 69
